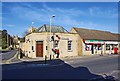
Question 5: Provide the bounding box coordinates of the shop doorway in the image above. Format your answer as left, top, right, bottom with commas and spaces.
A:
36, 41, 43, 57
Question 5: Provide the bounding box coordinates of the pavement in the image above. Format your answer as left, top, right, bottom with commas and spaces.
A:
61, 53, 119, 62
2, 52, 119, 65
19, 53, 119, 61
1, 51, 65, 70
20, 56, 44, 62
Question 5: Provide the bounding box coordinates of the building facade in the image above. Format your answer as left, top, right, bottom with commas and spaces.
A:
71, 27, 120, 55
21, 25, 79, 58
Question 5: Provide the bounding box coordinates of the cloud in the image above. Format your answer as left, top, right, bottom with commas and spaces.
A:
8, 3, 117, 21
88, 7, 117, 18
3, 3, 118, 33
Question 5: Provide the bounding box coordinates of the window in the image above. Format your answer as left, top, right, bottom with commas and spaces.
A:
106, 44, 114, 50
25, 39, 27, 43
85, 44, 91, 51
32, 46, 34, 50
113, 44, 118, 50
68, 41, 72, 51
54, 40, 59, 47
106, 44, 110, 50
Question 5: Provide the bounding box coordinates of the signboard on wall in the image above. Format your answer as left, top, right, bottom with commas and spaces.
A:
61, 38, 72, 40
85, 40, 104, 44
105, 41, 119, 44
61, 38, 69, 40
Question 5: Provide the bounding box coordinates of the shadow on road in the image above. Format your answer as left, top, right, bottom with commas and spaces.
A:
1, 50, 10, 53
2, 59, 116, 81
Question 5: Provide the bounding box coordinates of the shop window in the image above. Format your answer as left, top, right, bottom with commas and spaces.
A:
85, 44, 91, 51
106, 44, 110, 50
111, 45, 114, 50
112, 44, 118, 50
106, 44, 114, 50
98, 45, 102, 50
68, 41, 72, 51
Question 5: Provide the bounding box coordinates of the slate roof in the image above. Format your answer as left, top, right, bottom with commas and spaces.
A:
36, 24, 68, 33
73, 27, 120, 41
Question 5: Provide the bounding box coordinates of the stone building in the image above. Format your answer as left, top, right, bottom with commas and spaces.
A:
21, 24, 79, 58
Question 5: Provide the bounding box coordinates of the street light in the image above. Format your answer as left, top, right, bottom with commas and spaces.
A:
50, 15, 55, 60
50, 15, 55, 36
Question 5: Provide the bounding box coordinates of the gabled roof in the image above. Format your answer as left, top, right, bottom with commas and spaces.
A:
36, 24, 68, 33
73, 27, 119, 41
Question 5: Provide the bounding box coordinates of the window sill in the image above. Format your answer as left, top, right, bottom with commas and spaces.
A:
68, 50, 73, 52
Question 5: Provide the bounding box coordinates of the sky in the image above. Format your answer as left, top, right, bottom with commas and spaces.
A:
2, 2, 118, 37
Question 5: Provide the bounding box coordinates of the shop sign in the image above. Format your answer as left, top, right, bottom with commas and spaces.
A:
105, 41, 119, 44
61, 38, 69, 40
85, 40, 104, 44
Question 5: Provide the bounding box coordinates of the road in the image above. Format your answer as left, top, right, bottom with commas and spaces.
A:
63, 55, 119, 78
0, 50, 17, 60
63, 55, 119, 74
1, 54, 120, 80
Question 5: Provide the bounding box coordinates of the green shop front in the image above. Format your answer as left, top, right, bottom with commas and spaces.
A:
83, 39, 104, 55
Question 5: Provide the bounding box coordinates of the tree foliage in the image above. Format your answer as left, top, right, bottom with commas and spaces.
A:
2, 37, 7, 49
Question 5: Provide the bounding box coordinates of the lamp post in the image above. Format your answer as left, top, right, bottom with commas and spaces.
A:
50, 15, 55, 60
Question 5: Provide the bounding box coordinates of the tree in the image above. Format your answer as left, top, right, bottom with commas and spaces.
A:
2, 37, 7, 49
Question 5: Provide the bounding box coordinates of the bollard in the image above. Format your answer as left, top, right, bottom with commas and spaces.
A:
45, 55, 47, 64
50, 54, 52, 61
17, 52, 20, 59
53, 55, 54, 59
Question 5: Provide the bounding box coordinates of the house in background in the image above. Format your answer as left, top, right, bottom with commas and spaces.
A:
21, 24, 79, 58
71, 27, 120, 55
12, 35, 25, 49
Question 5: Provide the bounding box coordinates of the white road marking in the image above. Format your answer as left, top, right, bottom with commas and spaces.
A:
7, 51, 18, 62
1, 51, 18, 64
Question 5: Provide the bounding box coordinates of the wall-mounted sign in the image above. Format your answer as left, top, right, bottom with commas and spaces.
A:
105, 41, 119, 44
61, 38, 69, 40
85, 40, 104, 44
